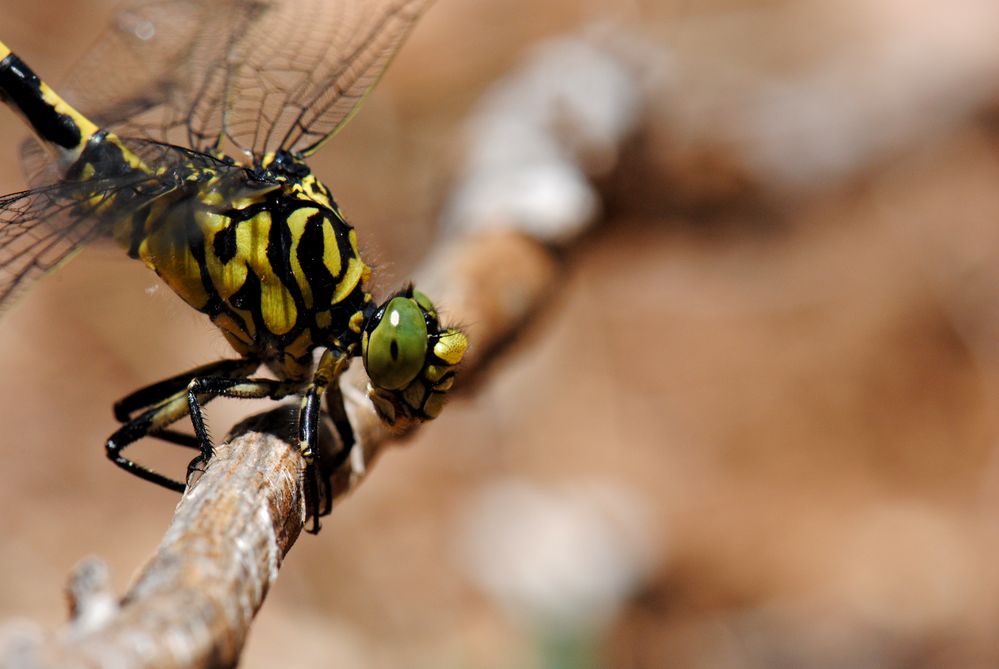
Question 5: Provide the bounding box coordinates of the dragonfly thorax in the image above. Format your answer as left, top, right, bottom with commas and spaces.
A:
131, 156, 371, 381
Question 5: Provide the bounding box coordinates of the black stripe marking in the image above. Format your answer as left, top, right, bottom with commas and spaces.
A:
213, 221, 237, 263
266, 206, 309, 329
331, 215, 355, 287
184, 212, 228, 320
297, 211, 336, 309
0, 53, 82, 150
127, 203, 152, 258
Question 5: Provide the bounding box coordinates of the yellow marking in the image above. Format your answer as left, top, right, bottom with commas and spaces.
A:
213, 313, 254, 350
231, 191, 273, 210
106, 133, 148, 172
38, 81, 98, 157
316, 217, 341, 283
233, 211, 298, 336
331, 229, 368, 304
201, 212, 247, 300
434, 330, 468, 366
334, 257, 365, 304
201, 189, 224, 207
316, 311, 332, 330
138, 215, 210, 311
347, 229, 361, 256
285, 329, 314, 359
149, 394, 192, 431
295, 176, 333, 209
286, 207, 320, 309
299, 441, 315, 461
348, 311, 364, 333
0, 42, 11, 60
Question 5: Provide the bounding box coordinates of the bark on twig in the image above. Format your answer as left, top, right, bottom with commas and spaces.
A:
34, 429, 306, 669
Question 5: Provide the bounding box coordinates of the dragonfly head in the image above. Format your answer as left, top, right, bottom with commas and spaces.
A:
361, 286, 468, 429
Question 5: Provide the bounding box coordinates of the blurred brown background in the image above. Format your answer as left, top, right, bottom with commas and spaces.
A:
2, 1, 999, 667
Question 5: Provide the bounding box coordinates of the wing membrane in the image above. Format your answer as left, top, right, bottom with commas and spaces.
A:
0, 139, 249, 314
59, 0, 430, 157
0, 185, 104, 312
61, 0, 264, 150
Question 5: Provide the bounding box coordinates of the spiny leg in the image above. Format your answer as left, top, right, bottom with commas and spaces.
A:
106, 358, 260, 489
109, 352, 358, 530
107, 387, 211, 491
185, 376, 304, 481
114, 358, 258, 450
324, 382, 356, 472
299, 347, 355, 533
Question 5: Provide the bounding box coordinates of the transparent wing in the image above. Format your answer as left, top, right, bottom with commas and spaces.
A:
60, 0, 265, 150
0, 139, 249, 314
0, 185, 106, 313
59, 0, 430, 158
19, 137, 56, 188
218, 0, 430, 156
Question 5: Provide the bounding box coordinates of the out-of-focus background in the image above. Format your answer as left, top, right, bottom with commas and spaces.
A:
2, 1, 999, 667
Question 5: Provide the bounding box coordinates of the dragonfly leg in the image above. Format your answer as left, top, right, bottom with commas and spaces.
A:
106, 358, 260, 489
114, 358, 259, 422
184, 375, 303, 481
113, 358, 258, 449
105, 359, 259, 492
298, 347, 356, 533
107, 387, 209, 491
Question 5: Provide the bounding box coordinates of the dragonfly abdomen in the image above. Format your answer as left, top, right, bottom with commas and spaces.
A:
0, 41, 99, 168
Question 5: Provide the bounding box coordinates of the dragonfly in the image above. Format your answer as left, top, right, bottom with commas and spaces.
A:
0, 0, 467, 532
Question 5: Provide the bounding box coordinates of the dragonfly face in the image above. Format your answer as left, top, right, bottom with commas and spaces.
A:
363, 288, 470, 424
0, 0, 468, 532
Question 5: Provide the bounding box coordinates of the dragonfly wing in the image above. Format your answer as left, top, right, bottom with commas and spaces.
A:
54, 0, 429, 158
19, 137, 58, 188
59, 0, 263, 150
0, 184, 106, 313
0, 138, 250, 314
215, 0, 431, 156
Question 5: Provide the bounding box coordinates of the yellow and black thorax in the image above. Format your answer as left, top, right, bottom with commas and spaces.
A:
117, 150, 373, 380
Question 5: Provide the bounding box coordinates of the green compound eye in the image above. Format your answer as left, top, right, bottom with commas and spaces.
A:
412, 289, 437, 320
364, 296, 428, 390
